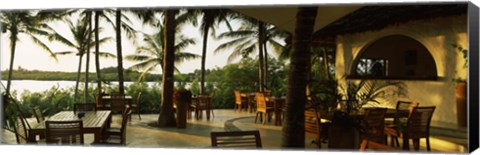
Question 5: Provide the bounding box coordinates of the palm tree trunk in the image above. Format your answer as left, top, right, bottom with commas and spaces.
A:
74, 54, 84, 103
116, 9, 125, 94
95, 10, 102, 95
263, 40, 268, 89
281, 7, 317, 148
257, 22, 265, 92
85, 11, 92, 103
200, 22, 210, 95
5, 29, 18, 96
157, 9, 177, 127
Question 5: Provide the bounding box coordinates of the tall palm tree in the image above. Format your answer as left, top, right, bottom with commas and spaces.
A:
281, 7, 318, 148
0, 10, 66, 96
215, 17, 287, 91
125, 26, 199, 81
190, 9, 234, 95
48, 17, 113, 102
157, 9, 177, 127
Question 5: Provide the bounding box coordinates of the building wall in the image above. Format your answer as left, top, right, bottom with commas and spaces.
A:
335, 14, 467, 124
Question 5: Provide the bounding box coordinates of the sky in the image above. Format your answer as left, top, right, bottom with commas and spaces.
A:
0, 10, 248, 75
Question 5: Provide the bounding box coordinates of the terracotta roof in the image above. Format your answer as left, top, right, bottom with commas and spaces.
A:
313, 3, 468, 37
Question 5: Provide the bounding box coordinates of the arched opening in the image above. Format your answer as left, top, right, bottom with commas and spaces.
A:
350, 35, 438, 80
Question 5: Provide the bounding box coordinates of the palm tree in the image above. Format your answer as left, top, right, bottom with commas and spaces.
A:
48, 17, 113, 102
215, 17, 287, 91
0, 10, 66, 96
281, 7, 318, 148
157, 9, 177, 127
188, 9, 234, 95
125, 26, 199, 81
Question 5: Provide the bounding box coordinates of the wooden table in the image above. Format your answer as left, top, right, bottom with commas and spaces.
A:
97, 95, 132, 113
266, 96, 286, 126
320, 108, 409, 120
28, 110, 112, 144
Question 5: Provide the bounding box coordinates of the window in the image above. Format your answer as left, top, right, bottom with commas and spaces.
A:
350, 35, 437, 80
356, 58, 387, 77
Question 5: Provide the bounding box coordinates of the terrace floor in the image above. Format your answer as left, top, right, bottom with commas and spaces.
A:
1, 109, 468, 153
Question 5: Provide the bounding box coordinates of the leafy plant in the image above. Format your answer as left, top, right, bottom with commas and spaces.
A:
452, 44, 468, 83
339, 79, 407, 113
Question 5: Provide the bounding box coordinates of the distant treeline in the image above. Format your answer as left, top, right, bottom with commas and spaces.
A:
1, 67, 197, 82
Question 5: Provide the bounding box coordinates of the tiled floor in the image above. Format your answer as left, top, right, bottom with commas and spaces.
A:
1, 109, 468, 153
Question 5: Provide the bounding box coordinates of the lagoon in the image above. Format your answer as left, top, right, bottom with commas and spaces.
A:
0, 80, 191, 97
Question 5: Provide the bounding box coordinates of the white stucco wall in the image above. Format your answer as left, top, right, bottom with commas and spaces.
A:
335, 15, 467, 124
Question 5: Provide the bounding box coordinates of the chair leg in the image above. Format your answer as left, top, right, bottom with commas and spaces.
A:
262, 112, 267, 125
255, 112, 259, 123
412, 138, 420, 151
426, 137, 431, 151
402, 137, 409, 150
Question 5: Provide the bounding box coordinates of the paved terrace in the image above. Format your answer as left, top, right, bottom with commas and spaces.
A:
1, 109, 468, 153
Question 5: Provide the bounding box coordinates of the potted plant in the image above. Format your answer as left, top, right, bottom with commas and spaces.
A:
452, 44, 468, 127
323, 78, 406, 149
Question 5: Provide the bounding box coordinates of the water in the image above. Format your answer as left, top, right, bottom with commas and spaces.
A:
0, 80, 191, 96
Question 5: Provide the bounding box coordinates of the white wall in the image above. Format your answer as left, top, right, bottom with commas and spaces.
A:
335, 15, 467, 124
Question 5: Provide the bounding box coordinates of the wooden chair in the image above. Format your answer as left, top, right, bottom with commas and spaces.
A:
73, 103, 97, 113
385, 101, 419, 147
254, 92, 274, 125
130, 92, 142, 121
45, 120, 84, 145
109, 94, 128, 114
13, 113, 29, 144
102, 106, 131, 145
234, 90, 248, 112
305, 107, 323, 148
210, 130, 262, 148
193, 95, 213, 120
360, 139, 399, 151
361, 108, 387, 144
384, 106, 436, 151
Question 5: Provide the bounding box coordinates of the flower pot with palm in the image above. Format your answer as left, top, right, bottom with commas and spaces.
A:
452, 44, 468, 127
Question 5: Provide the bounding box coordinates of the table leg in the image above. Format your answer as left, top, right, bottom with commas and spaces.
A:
93, 130, 102, 144
27, 131, 37, 143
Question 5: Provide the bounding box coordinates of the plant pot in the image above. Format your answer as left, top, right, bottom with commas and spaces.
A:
455, 82, 467, 127
327, 123, 360, 149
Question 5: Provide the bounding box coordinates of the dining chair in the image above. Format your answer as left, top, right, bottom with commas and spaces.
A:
130, 92, 142, 121
254, 92, 274, 125
73, 103, 97, 113
360, 139, 399, 151
305, 107, 322, 148
109, 94, 128, 114
361, 108, 387, 144
102, 106, 131, 145
234, 90, 248, 112
45, 120, 84, 145
193, 95, 213, 120
13, 113, 29, 144
210, 130, 262, 148
384, 106, 436, 151
385, 101, 419, 147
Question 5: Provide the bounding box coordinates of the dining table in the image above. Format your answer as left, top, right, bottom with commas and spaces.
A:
265, 96, 286, 126
27, 110, 112, 144
240, 93, 256, 113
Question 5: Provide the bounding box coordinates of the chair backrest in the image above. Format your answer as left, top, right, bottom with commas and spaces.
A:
73, 103, 97, 113
406, 106, 436, 138
362, 108, 387, 143
13, 114, 28, 144
263, 90, 272, 97
33, 106, 45, 123
45, 120, 84, 145
359, 139, 399, 151
255, 92, 267, 113
304, 108, 320, 138
110, 92, 124, 98
120, 107, 132, 140
234, 90, 242, 105
396, 101, 419, 112
196, 95, 212, 109
211, 130, 262, 148
110, 98, 128, 114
